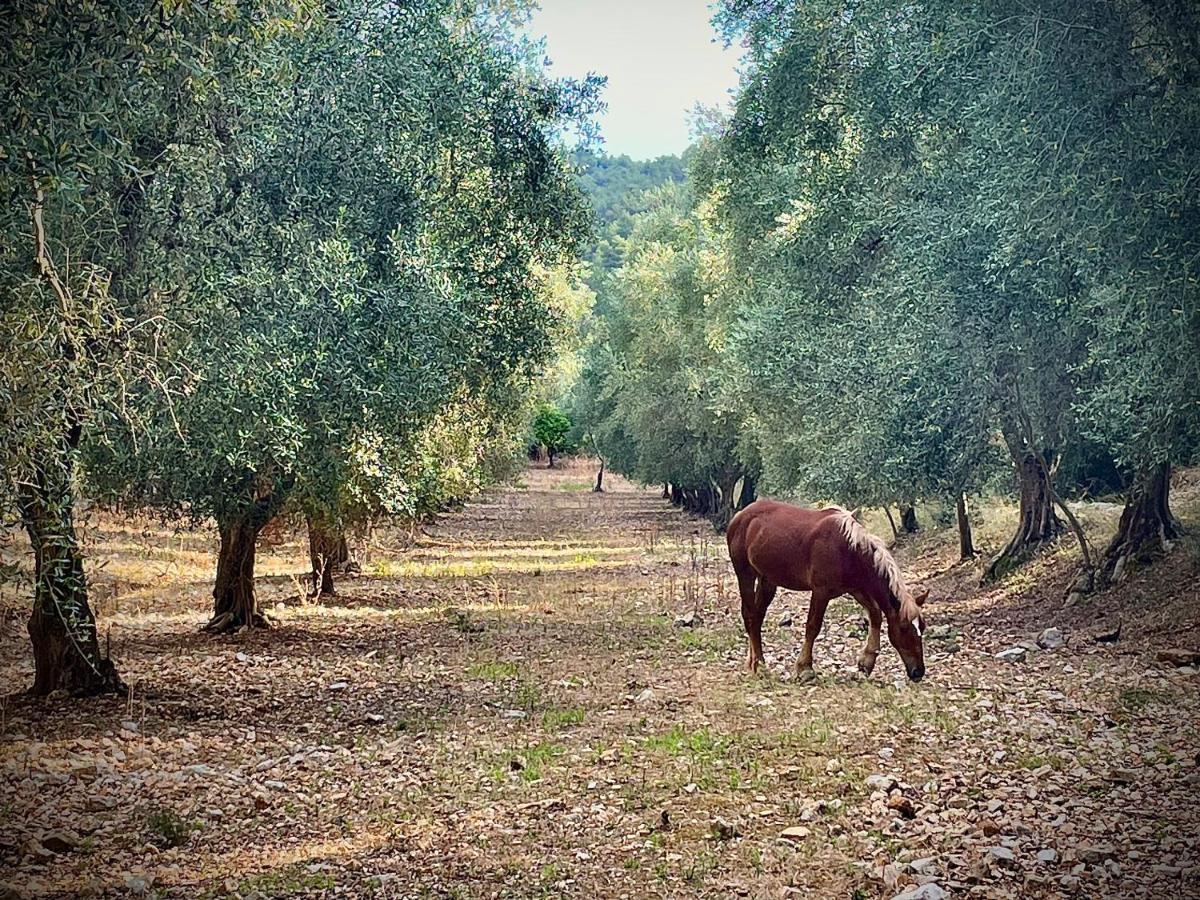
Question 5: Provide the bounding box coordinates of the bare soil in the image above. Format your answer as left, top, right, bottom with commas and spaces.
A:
2, 461, 1198, 898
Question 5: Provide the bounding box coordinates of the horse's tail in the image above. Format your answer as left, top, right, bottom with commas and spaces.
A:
829, 507, 919, 623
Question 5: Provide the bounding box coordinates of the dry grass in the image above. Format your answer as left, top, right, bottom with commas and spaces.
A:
1, 458, 1198, 898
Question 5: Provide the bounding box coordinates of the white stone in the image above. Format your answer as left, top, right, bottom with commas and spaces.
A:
1038, 627, 1065, 650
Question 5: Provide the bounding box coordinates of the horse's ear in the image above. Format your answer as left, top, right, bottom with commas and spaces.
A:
914, 589, 929, 607
848, 507, 861, 521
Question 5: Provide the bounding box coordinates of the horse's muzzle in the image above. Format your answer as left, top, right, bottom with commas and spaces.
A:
907, 665, 925, 682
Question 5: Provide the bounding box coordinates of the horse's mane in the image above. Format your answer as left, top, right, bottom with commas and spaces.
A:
829, 506, 919, 623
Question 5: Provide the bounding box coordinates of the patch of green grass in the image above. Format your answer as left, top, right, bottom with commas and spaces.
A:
512, 679, 543, 710
236, 867, 335, 896
469, 660, 521, 680
1013, 752, 1067, 771
542, 707, 585, 730
571, 552, 599, 565
495, 741, 565, 783
553, 481, 593, 493
776, 715, 834, 750
1117, 686, 1171, 713
145, 808, 197, 849
644, 725, 730, 760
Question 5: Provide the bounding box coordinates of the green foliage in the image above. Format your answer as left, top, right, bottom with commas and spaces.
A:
531, 404, 574, 459
572, 149, 687, 284
74, 1, 599, 534
570, 153, 759, 525
571, 0, 1199, 541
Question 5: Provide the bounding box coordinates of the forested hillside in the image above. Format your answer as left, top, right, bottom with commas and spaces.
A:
572, 150, 687, 281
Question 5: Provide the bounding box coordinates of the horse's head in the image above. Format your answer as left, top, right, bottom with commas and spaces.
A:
885, 589, 929, 681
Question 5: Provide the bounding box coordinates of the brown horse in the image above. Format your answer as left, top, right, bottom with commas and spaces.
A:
726, 500, 928, 681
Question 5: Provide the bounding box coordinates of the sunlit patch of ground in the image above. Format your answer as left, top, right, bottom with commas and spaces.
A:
1, 459, 1198, 897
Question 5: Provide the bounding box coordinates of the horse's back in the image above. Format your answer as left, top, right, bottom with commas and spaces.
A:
728, 500, 843, 590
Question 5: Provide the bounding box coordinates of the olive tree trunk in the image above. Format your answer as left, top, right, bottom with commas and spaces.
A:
205, 493, 287, 634
984, 450, 1063, 583
956, 492, 975, 560
1099, 463, 1180, 586
18, 475, 124, 697
307, 516, 349, 596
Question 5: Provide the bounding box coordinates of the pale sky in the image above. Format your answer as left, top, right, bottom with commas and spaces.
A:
526, 1, 740, 159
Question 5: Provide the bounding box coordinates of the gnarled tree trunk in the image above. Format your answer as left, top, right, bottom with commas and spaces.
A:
1100, 463, 1180, 586
883, 506, 899, 540
956, 492, 975, 560
984, 450, 1063, 583
18, 476, 124, 697
206, 492, 287, 634
307, 516, 350, 596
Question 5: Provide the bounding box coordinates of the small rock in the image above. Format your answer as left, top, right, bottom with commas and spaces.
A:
893, 885, 948, 900
235, 652, 250, 663
123, 874, 152, 894
327, 681, 348, 692
599, 748, 619, 764
1037, 627, 1065, 650
888, 794, 916, 819
779, 826, 810, 843
1077, 843, 1116, 864
908, 858, 936, 875
825, 758, 842, 773
778, 611, 794, 627
879, 746, 894, 759
996, 646, 1027, 663
986, 798, 1004, 814
683, 782, 698, 794
674, 611, 702, 628
866, 773, 897, 793
120, 720, 139, 733
1037, 848, 1058, 864
634, 687, 656, 704
987, 846, 1016, 866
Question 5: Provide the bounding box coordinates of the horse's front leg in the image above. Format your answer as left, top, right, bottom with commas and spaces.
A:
856, 598, 883, 676
796, 589, 833, 678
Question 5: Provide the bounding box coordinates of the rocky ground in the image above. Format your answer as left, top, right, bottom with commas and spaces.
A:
1, 461, 1198, 898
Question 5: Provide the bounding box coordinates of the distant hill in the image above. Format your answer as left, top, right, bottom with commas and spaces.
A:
572, 149, 688, 282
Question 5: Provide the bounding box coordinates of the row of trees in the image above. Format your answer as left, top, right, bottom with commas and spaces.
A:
1, 1, 598, 695
574, 1, 1200, 588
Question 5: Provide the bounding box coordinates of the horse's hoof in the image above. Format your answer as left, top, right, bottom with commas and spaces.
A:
857, 657, 877, 676
796, 668, 818, 685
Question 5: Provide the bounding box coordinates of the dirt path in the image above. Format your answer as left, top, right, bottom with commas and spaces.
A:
2, 462, 1198, 898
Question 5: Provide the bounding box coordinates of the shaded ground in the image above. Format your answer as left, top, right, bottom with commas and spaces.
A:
2, 462, 1199, 898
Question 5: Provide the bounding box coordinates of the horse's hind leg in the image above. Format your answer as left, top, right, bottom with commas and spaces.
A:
735, 569, 762, 672
853, 593, 883, 676
745, 578, 776, 672
797, 588, 834, 677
